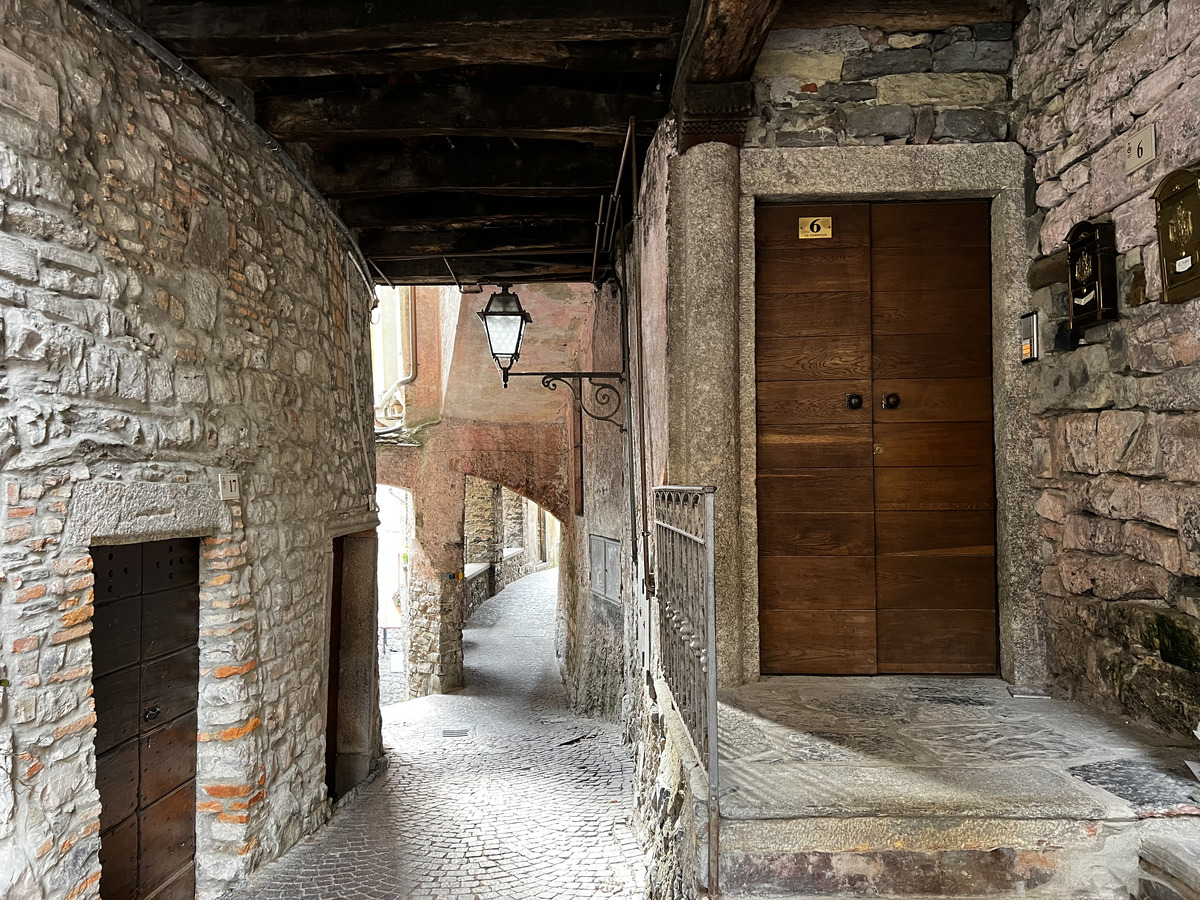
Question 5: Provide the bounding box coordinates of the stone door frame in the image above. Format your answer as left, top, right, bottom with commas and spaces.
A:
734, 143, 1044, 690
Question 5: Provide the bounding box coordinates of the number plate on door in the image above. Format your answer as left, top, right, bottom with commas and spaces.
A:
798, 217, 833, 239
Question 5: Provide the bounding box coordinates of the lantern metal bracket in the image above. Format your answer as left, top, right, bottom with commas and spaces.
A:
507, 371, 626, 430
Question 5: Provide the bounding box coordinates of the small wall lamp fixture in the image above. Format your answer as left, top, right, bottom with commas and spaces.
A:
476, 283, 626, 429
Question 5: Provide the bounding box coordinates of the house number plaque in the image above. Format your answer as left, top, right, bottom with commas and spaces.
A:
1153, 168, 1200, 304
798, 217, 832, 239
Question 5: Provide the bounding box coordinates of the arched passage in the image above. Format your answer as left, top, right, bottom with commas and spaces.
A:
375, 420, 570, 697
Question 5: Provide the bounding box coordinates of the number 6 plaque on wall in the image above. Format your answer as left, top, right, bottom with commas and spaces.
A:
1154, 168, 1200, 304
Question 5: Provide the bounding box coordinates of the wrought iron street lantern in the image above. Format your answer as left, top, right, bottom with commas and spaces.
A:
476, 283, 532, 387
475, 284, 627, 428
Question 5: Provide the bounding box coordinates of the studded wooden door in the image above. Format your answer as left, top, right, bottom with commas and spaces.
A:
93, 539, 200, 900
756, 200, 998, 675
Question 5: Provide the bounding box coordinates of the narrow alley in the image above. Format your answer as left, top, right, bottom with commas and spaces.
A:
226, 569, 645, 900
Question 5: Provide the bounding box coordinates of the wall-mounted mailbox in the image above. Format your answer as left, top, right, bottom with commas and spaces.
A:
1154, 168, 1200, 304
1066, 220, 1118, 334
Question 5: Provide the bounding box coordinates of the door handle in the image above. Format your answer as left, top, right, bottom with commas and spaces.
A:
881, 392, 901, 410
144, 705, 161, 722
845, 393, 863, 410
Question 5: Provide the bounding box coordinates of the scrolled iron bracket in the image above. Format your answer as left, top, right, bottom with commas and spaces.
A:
508, 371, 626, 430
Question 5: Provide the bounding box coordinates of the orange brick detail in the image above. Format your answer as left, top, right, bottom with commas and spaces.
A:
217, 812, 249, 825
54, 711, 97, 740
237, 838, 260, 856
36, 839, 53, 858
54, 556, 93, 575
214, 660, 256, 679
50, 665, 91, 683
219, 717, 261, 741
67, 574, 95, 591
61, 605, 94, 628
197, 800, 222, 814
7, 506, 35, 518
12, 635, 39, 653
204, 783, 251, 799
17, 584, 47, 603
26, 759, 43, 778
5, 525, 32, 541
51, 622, 93, 644
206, 573, 233, 586
64, 870, 102, 900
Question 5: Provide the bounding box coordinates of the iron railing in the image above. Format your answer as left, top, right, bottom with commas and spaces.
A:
653, 485, 718, 896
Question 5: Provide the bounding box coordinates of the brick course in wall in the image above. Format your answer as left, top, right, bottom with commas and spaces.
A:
0, 1, 377, 898
1017, 0, 1200, 737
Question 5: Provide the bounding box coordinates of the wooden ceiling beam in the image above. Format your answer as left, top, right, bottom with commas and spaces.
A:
674, 0, 783, 89
139, 0, 687, 57
259, 84, 665, 145
771, 0, 1018, 30
373, 255, 597, 285
359, 223, 597, 260
337, 194, 599, 229
194, 38, 681, 79
312, 140, 619, 199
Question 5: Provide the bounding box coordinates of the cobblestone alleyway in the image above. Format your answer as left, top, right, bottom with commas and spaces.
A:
228, 569, 646, 900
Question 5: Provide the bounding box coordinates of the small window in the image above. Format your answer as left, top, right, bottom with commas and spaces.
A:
589, 535, 621, 604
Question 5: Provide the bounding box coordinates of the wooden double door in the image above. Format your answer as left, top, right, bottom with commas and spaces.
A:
93, 539, 200, 900
756, 201, 998, 675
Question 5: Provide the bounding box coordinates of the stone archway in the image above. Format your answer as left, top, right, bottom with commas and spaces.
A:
375, 419, 569, 697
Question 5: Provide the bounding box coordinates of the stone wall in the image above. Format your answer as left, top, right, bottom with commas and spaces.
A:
1017, 0, 1200, 737
748, 23, 1014, 147
464, 476, 500, 565
0, 1, 378, 898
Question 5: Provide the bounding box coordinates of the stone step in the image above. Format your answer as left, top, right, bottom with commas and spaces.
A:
709, 814, 1141, 898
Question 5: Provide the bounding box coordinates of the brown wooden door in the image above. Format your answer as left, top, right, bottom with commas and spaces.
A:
93, 539, 200, 900
326, 536, 344, 800
756, 201, 997, 675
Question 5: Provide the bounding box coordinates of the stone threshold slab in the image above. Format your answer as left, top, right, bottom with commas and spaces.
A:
718, 761, 1133, 821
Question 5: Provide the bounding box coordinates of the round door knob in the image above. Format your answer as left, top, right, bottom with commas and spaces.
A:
882, 393, 901, 410
144, 705, 161, 722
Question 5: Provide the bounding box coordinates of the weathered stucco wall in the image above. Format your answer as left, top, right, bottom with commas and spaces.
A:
1016, 0, 1200, 737
558, 281, 631, 721
0, 1, 378, 898
749, 22, 1015, 147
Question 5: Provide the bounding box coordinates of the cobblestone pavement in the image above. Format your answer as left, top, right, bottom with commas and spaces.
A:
229, 569, 646, 900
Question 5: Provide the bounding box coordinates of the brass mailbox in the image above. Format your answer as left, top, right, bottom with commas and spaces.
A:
1154, 168, 1200, 304
1066, 220, 1118, 333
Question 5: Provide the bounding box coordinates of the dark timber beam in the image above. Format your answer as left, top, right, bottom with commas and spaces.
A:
772, 0, 1017, 30
258, 84, 665, 145
337, 194, 599, 230
359, 223, 597, 260
312, 140, 618, 199
674, 0, 783, 88
671, 0, 782, 149
373, 255, 597, 285
139, 0, 687, 57
194, 38, 681, 79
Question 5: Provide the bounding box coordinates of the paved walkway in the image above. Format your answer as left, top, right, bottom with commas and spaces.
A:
231, 568, 646, 900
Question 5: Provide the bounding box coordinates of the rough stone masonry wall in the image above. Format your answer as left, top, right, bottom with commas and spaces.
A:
1016, 0, 1200, 736
748, 22, 1014, 147
0, 1, 377, 898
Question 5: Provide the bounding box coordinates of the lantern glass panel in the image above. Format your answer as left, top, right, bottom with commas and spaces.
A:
484, 314, 524, 359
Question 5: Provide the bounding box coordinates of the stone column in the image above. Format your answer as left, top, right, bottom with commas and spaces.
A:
666, 142, 744, 688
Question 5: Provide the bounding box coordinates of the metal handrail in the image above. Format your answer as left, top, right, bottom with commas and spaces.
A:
653, 485, 718, 896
